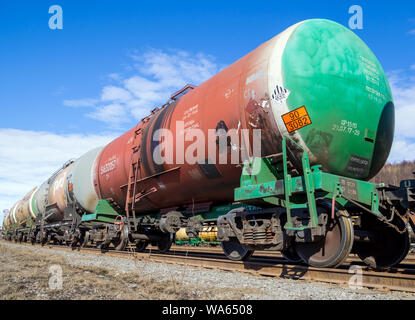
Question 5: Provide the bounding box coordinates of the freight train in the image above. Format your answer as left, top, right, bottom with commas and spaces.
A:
2, 19, 415, 269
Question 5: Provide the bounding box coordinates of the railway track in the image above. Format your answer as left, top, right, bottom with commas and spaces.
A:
5, 240, 415, 294
167, 245, 415, 266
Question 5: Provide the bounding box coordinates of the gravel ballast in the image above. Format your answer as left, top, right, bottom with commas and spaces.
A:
1, 241, 415, 300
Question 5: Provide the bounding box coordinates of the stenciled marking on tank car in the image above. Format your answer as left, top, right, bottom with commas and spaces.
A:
100, 156, 117, 175
366, 85, 386, 104
183, 119, 200, 133
345, 155, 370, 176
360, 56, 381, 86
243, 88, 255, 100
339, 178, 359, 201
182, 104, 199, 121
224, 88, 234, 99
332, 120, 360, 136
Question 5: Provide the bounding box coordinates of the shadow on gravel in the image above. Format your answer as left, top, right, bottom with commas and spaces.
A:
241, 261, 309, 280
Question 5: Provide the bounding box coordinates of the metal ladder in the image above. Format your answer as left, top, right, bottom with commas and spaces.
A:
282, 136, 318, 231
124, 127, 142, 224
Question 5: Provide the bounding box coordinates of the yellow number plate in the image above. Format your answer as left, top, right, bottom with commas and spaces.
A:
282, 106, 312, 133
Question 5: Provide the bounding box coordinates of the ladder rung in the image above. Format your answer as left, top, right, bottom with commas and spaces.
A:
290, 203, 308, 209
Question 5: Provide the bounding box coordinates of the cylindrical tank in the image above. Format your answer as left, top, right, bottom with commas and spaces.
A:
2, 212, 11, 230
35, 180, 49, 219
175, 228, 189, 241
175, 226, 218, 242
34, 161, 74, 223
14, 187, 38, 226
10, 201, 22, 225
93, 19, 393, 213
199, 226, 218, 242
68, 147, 103, 213
50, 164, 72, 212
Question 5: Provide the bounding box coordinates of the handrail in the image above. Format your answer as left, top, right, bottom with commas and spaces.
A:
170, 84, 196, 100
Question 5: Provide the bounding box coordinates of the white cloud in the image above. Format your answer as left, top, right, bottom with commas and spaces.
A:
387, 67, 415, 162
63, 98, 99, 107
86, 103, 128, 125
409, 29, 415, 35
0, 128, 116, 225
101, 86, 133, 102
63, 48, 220, 127
108, 73, 121, 81
389, 71, 415, 140
388, 139, 415, 162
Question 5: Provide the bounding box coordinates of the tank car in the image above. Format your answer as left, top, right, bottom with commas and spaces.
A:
3, 19, 415, 269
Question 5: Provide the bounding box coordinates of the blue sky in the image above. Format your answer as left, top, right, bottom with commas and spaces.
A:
0, 0, 415, 220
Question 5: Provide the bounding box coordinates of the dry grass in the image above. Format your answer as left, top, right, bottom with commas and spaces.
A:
0, 243, 260, 300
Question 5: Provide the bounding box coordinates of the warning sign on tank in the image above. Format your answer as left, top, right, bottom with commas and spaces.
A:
282, 106, 312, 133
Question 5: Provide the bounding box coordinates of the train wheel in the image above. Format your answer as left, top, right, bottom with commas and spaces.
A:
135, 241, 148, 252
98, 241, 110, 252
112, 224, 129, 251
281, 246, 302, 263
295, 210, 354, 268
81, 231, 90, 247
354, 214, 410, 269
157, 233, 174, 253
40, 232, 48, 246
220, 239, 254, 261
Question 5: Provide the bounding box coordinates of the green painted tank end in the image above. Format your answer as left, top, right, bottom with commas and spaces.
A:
282, 19, 393, 180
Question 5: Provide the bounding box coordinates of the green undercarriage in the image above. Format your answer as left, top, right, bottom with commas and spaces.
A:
235, 136, 384, 232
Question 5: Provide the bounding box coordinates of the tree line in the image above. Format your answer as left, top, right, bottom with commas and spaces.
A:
371, 161, 415, 185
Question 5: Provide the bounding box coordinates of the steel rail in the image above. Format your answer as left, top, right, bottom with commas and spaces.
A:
167, 245, 415, 265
